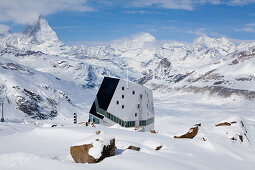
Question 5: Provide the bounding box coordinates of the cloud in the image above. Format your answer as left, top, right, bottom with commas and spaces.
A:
0, 24, 10, 33
124, 10, 153, 15
129, 0, 194, 10
187, 28, 208, 36
127, 0, 255, 9
0, 0, 93, 24
228, 0, 255, 5
235, 23, 255, 32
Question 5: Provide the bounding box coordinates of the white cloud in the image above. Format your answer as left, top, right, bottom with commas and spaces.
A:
235, 27, 255, 32
0, 0, 93, 24
0, 24, 10, 33
129, 0, 194, 10
235, 23, 255, 32
126, 0, 255, 9
228, 0, 255, 5
187, 28, 208, 36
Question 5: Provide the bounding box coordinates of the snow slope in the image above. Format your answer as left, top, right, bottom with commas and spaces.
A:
0, 93, 255, 170
0, 15, 255, 170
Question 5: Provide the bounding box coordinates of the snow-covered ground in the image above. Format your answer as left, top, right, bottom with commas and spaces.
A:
1, 15, 255, 170
1, 92, 255, 170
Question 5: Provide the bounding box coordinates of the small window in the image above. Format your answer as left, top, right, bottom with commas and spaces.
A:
116, 101, 119, 105
122, 87, 124, 90
122, 95, 124, 99
135, 113, 137, 117
122, 105, 124, 109
138, 104, 140, 109
140, 94, 142, 99
147, 104, 148, 107
132, 91, 135, 95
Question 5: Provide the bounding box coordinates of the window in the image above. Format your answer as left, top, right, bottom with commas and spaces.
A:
122, 95, 124, 99
135, 113, 137, 117
140, 94, 142, 99
122, 105, 124, 109
132, 91, 135, 95
138, 104, 140, 109
139, 120, 146, 126
122, 86, 124, 90
116, 101, 119, 105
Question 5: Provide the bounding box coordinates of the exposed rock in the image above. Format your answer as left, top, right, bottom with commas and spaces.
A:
231, 137, 237, 141
216, 121, 237, 126
155, 145, 162, 151
231, 59, 239, 65
70, 144, 95, 163
174, 124, 200, 139
213, 81, 224, 85
239, 135, 243, 142
96, 131, 101, 135
127, 145, 140, 151
150, 129, 157, 134
215, 122, 231, 126
183, 86, 255, 100
194, 123, 201, 127
70, 137, 115, 164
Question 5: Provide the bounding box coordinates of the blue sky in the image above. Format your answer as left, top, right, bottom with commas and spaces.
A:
0, 0, 255, 45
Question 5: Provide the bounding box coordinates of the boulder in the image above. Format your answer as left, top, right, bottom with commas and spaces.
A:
150, 129, 157, 134
174, 123, 201, 139
127, 145, 140, 151
70, 144, 96, 163
155, 145, 162, 151
70, 135, 115, 163
215, 122, 231, 126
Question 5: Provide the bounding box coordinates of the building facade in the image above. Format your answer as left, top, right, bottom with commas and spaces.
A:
89, 77, 154, 131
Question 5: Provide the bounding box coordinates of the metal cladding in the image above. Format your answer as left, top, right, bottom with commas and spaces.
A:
89, 76, 154, 130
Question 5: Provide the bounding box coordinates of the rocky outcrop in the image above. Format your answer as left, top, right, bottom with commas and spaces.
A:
183, 86, 255, 100
70, 136, 115, 164
155, 145, 162, 151
127, 145, 140, 151
174, 123, 201, 139
215, 122, 231, 126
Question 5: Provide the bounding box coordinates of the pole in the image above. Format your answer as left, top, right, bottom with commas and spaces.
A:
1, 101, 4, 122
74, 113, 77, 124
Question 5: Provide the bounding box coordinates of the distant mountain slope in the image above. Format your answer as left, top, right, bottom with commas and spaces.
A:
0, 16, 255, 120
0, 57, 90, 121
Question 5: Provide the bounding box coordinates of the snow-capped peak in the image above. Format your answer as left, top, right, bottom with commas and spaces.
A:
132, 33, 156, 43
193, 35, 235, 55
194, 35, 233, 48
111, 33, 156, 50
22, 15, 62, 45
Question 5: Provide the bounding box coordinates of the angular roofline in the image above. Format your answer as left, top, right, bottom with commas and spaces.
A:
103, 76, 152, 92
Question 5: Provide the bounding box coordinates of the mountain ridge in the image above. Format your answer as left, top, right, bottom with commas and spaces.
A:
1, 16, 255, 119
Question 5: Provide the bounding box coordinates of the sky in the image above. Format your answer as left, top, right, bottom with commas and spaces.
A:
0, 0, 255, 45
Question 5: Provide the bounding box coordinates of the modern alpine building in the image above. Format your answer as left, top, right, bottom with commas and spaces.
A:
89, 76, 154, 132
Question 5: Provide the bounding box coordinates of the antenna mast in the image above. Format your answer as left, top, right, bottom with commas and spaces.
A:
1, 100, 4, 122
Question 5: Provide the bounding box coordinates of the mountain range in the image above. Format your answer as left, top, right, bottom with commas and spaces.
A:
0, 15, 255, 120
